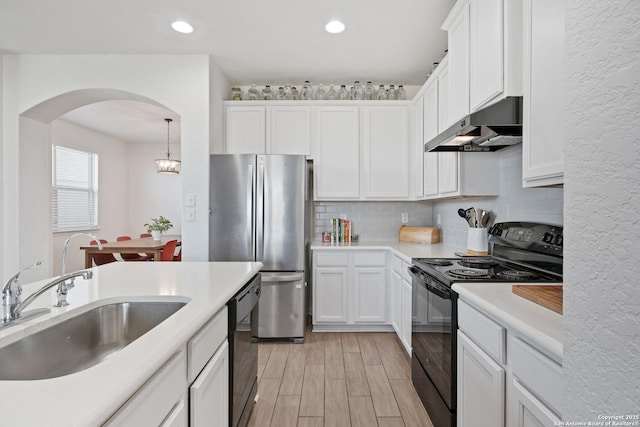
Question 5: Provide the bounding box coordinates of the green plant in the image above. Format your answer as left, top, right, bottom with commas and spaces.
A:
144, 216, 173, 233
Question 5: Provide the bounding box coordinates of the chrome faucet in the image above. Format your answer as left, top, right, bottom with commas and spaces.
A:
58, 233, 102, 306
1, 270, 93, 328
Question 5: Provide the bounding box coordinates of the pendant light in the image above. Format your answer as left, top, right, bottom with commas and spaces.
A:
155, 118, 181, 174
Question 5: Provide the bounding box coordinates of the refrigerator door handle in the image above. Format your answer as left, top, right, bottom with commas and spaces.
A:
256, 162, 265, 261
248, 163, 255, 259
261, 273, 304, 283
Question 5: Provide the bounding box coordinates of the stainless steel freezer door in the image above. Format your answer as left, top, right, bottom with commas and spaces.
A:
256, 272, 305, 341
209, 154, 256, 261
258, 155, 306, 271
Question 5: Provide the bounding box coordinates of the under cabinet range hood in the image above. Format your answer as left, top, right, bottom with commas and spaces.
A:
425, 96, 523, 152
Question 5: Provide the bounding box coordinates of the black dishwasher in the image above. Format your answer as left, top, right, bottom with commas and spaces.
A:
227, 273, 260, 427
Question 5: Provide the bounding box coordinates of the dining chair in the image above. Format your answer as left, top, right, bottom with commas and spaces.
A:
116, 236, 152, 261
160, 240, 178, 261
90, 239, 118, 266
140, 233, 152, 238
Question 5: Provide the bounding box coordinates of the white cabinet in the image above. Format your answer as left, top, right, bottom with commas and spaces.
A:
457, 331, 506, 427
437, 57, 451, 132
422, 80, 440, 198
512, 379, 562, 427
522, 0, 565, 187
361, 107, 409, 199
390, 266, 402, 334
389, 255, 411, 355
400, 273, 412, 354
443, 0, 470, 125
314, 107, 360, 199
190, 341, 229, 427
160, 398, 188, 427
313, 250, 388, 330
225, 106, 266, 153
267, 106, 312, 155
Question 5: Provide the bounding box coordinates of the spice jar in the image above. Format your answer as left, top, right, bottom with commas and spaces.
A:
231, 86, 242, 101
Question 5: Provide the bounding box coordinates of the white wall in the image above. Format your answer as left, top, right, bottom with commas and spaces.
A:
127, 142, 182, 238
1, 54, 210, 280
563, 0, 640, 419
433, 144, 564, 249
50, 120, 129, 275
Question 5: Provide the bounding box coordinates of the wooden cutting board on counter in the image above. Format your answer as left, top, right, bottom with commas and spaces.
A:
512, 285, 563, 314
398, 225, 441, 244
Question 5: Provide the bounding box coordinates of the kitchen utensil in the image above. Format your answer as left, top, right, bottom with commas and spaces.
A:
457, 208, 467, 219
469, 208, 477, 228
481, 210, 491, 227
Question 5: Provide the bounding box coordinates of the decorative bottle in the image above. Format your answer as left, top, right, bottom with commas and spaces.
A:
364, 82, 375, 100
314, 84, 326, 100
262, 85, 274, 100
396, 85, 406, 100
247, 84, 260, 101
275, 87, 286, 100
301, 81, 313, 100
337, 85, 349, 100
352, 81, 364, 100
376, 85, 387, 100
387, 84, 397, 100
326, 85, 338, 100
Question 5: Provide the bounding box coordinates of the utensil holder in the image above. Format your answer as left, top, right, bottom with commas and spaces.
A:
467, 228, 488, 255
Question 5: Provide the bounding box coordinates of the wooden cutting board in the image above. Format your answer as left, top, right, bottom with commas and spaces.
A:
398, 225, 441, 244
512, 285, 563, 314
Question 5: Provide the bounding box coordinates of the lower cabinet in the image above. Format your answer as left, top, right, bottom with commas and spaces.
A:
512, 379, 562, 427
400, 276, 412, 354
388, 254, 412, 355
106, 307, 229, 426
313, 250, 388, 329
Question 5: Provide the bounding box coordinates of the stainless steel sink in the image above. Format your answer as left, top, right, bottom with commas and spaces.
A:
0, 301, 187, 380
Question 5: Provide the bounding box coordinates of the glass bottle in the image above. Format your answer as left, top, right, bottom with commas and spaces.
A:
326, 85, 338, 100
364, 82, 375, 100
396, 85, 406, 100
262, 85, 273, 100
301, 81, 313, 100
247, 84, 260, 101
376, 85, 387, 100
387, 84, 397, 100
231, 86, 242, 101
284, 84, 293, 100
337, 84, 349, 100
291, 86, 300, 100
314, 84, 326, 100
352, 81, 364, 100
275, 86, 286, 100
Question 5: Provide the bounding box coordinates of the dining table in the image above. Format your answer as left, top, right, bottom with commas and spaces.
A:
80, 235, 182, 268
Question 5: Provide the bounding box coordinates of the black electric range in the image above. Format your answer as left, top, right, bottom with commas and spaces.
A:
409, 222, 563, 427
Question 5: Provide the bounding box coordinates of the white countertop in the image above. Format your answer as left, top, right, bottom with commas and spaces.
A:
0, 261, 262, 427
311, 240, 461, 261
453, 282, 563, 361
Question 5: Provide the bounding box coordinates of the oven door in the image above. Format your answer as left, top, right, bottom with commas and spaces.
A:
409, 266, 457, 427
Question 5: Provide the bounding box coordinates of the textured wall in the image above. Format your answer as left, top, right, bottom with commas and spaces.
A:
563, 0, 640, 420
313, 201, 433, 241
433, 144, 564, 249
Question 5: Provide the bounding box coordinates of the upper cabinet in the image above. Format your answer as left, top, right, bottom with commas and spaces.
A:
443, 1, 470, 127
522, 0, 565, 187
224, 106, 266, 153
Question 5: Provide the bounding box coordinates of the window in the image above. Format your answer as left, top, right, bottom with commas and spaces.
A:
52, 145, 98, 231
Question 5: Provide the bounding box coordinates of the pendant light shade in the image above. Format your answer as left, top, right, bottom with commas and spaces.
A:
156, 118, 181, 174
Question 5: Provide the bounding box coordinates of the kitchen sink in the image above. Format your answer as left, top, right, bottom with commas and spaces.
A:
0, 300, 187, 381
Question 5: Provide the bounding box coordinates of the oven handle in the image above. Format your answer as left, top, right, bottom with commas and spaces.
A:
408, 265, 452, 300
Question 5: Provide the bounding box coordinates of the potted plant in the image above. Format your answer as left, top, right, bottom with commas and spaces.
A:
144, 216, 173, 240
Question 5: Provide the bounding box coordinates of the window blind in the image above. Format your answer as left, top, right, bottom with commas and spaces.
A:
52, 145, 98, 231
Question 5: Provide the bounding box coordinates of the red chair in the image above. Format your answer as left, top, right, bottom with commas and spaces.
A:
90, 240, 117, 266
116, 236, 152, 261
140, 233, 152, 238
160, 240, 178, 261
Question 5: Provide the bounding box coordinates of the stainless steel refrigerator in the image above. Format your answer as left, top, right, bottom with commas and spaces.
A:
209, 154, 309, 343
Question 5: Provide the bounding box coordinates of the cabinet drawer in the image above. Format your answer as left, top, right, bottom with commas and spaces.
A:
353, 251, 386, 267
458, 300, 506, 364
315, 252, 349, 267
391, 255, 402, 273
188, 307, 228, 383
512, 336, 562, 415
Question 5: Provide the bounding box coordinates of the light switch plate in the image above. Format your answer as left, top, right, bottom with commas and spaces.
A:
186, 193, 196, 207
187, 208, 196, 222
401, 213, 408, 224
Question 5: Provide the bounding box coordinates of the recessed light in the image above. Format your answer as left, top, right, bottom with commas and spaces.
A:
325, 20, 345, 34
172, 21, 194, 34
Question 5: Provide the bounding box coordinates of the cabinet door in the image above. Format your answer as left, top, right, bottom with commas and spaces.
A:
390, 269, 402, 334
361, 107, 409, 199
437, 58, 451, 132
353, 267, 387, 323
469, 0, 504, 110
314, 107, 360, 199
438, 152, 459, 195
512, 379, 562, 427
267, 106, 312, 155
522, 0, 565, 187
313, 267, 349, 323
160, 398, 188, 427
400, 278, 412, 354
422, 81, 440, 197
190, 341, 229, 427
225, 106, 266, 153
447, 0, 471, 124
457, 331, 505, 427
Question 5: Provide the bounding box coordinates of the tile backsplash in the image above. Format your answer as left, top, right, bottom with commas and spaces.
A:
432, 144, 564, 249
313, 201, 433, 241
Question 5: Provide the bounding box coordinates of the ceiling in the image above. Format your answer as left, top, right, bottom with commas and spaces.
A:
1, 0, 453, 141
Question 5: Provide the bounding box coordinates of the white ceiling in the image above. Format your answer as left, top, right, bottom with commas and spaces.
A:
1, 0, 454, 141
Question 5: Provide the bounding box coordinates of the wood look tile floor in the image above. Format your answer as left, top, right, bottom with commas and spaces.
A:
248, 331, 434, 427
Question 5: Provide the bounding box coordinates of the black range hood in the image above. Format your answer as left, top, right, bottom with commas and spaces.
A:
425, 96, 523, 152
